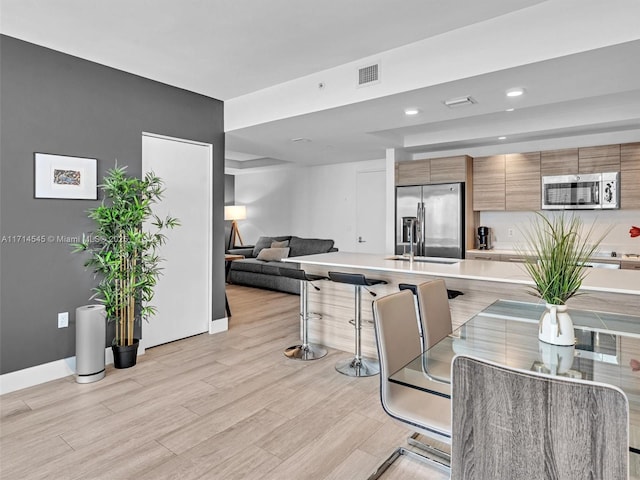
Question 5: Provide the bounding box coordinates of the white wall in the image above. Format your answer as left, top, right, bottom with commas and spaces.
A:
234, 159, 386, 251
480, 210, 640, 255
232, 166, 305, 243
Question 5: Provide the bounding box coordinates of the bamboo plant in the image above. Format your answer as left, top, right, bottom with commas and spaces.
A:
74, 165, 179, 347
517, 212, 606, 305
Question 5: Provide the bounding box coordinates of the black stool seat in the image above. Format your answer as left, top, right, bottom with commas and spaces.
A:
328, 271, 386, 287
279, 268, 328, 283
400, 282, 463, 299
328, 271, 387, 377
278, 267, 327, 361
398, 283, 418, 295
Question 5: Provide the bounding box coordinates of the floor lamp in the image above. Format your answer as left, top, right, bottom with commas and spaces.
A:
225, 205, 246, 250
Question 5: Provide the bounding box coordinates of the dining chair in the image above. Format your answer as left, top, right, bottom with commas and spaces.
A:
416, 279, 453, 351
369, 289, 452, 479
451, 355, 629, 480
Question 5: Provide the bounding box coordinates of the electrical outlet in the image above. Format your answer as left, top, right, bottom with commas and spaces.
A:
508, 228, 514, 238
58, 312, 69, 328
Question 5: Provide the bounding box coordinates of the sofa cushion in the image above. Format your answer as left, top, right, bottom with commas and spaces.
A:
226, 247, 254, 257
229, 258, 264, 274
256, 247, 290, 262
288, 236, 335, 257
252, 235, 291, 257
230, 258, 300, 276
260, 262, 281, 276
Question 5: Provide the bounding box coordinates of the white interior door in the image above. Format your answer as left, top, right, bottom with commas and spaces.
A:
142, 133, 212, 348
356, 170, 386, 253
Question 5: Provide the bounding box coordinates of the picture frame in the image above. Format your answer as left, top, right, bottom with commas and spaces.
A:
34, 153, 98, 200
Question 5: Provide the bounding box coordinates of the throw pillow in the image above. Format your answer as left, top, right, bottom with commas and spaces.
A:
252, 236, 275, 257
271, 240, 289, 248
252, 235, 291, 257
256, 247, 290, 262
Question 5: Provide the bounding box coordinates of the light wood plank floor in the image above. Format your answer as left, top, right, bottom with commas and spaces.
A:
0, 285, 449, 480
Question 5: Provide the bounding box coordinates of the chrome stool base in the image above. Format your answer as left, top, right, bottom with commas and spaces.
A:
284, 344, 328, 361
278, 268, 329, 362
335, 356, 380, 377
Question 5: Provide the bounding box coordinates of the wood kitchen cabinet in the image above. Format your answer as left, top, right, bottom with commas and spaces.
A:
505, 152, 541, 211
540, 148, 578, 176
578, 144, 620, 173
621, 261, 640, 270
473, 155, 505, 211
621, 142, 640, 209
396, 156, 469, 185
429, 156, 468, 183
538, 145, 621, 176
396, 159, 429, 185
466, 251, 500, 261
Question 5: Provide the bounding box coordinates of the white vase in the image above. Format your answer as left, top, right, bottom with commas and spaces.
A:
538, 303, 575, 346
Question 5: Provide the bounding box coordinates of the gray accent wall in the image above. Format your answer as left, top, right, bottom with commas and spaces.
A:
0, 35, 226, 374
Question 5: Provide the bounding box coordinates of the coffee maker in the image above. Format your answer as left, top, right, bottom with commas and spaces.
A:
477, 226, 492, 250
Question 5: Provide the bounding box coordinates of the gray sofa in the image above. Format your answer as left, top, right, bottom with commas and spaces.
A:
227, 235, 337, 294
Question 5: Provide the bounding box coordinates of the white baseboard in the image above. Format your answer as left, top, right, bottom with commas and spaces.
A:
1, 320, 224, 395
210, 316, 228, 334
0, 346, 145, 395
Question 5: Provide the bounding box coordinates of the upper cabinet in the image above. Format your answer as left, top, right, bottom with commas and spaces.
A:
396, 159, 429, 185
395, 156, 469, 186
578, 144, 621, 173
540, 148, 578, 176
505, 152, 541, 211
473, 155, 505, 211
540, 145, 622, 176
621, 142, 640, 209
429, 156, 468, 183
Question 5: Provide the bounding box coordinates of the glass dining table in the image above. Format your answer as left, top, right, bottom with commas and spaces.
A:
389, 299, 640, 457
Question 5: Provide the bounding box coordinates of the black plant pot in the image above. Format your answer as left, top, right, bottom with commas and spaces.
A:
112, 339, 140, 369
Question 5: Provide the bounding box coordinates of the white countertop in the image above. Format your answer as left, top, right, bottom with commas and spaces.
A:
285, 251, 640, 296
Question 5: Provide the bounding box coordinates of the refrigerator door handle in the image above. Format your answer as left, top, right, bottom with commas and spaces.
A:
416, 202, 423, 256
420, 202, 426, 256
415, 202, 421, 242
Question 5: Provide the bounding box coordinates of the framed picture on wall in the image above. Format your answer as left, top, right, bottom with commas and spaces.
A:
34, 153, 98, 200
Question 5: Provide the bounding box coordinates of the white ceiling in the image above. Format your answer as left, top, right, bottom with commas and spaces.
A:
2, 0, 640, 172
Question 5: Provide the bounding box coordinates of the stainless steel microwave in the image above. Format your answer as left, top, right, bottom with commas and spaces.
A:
541, 172, 619, 210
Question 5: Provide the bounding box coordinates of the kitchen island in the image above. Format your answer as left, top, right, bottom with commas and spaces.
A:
284, 252, 640, 358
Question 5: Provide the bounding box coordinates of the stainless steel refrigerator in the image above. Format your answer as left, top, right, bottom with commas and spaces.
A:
395, 183, 464, 258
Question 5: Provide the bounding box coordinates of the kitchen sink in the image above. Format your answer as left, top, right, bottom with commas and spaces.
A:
386, 255, 460, 265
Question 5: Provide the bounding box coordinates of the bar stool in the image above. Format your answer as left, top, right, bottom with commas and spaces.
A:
278, 267, 328, 361
328, 271, 387, 377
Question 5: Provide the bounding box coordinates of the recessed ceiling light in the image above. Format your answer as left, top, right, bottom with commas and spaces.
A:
505, 108, 515, 112
506, 88, 525, 97
498, 136, 507, 140
404, 108, 420, 116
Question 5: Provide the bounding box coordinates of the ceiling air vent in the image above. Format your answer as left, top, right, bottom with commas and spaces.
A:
358, 63, 380, 87
444, 96, 477, 108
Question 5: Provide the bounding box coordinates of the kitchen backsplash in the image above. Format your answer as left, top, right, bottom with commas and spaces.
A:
479, 210, 640, 256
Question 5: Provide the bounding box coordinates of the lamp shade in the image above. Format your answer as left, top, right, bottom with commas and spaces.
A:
224, 205, 247, 221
